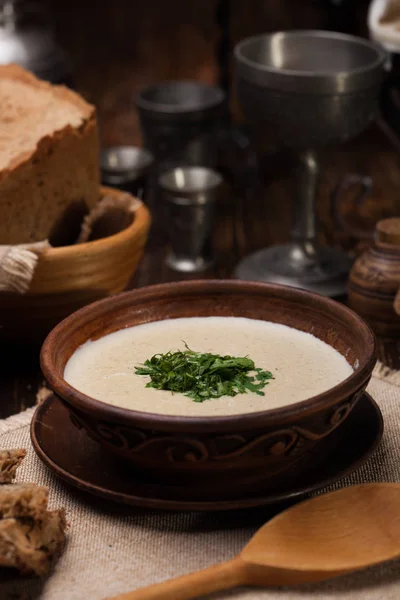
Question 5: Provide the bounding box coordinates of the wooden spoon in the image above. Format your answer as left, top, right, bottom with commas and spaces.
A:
106, 483, 400, 600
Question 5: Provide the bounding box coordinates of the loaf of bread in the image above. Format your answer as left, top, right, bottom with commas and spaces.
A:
0, 64, 100, 245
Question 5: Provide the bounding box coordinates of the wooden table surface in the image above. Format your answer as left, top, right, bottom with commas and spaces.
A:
1, 121, 399, 419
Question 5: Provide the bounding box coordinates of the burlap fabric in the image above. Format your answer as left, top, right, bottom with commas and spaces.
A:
0, 241, 50, 294
0, 373, 400, 600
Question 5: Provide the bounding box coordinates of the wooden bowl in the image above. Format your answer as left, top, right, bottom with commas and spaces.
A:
40, 280, 376, 498
0, 186, 151, 343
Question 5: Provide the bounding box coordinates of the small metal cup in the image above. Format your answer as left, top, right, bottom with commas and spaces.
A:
100, 146, 154, 198
159, 166, 223, 272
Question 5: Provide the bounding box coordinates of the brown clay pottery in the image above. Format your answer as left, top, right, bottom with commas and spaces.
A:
348, 217, 400, 336
40, 280, 376, 497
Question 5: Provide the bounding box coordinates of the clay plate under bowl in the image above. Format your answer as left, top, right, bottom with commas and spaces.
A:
30, 392, 383, 510
40, 280, 377, 497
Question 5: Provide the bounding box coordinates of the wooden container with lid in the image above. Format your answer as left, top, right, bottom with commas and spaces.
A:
348, 217, 400, 336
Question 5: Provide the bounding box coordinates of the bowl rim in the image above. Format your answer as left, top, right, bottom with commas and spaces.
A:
135, 80, 225, 114
234, 30, 387, 95
100, 147, 154, 174
39, 187, 150, 260
40, 280, 376, 431
234, 30, 386, 79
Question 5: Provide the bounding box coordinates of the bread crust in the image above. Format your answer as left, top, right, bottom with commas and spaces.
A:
0, 64, 95, 173
0, 64, 100, 244
0, 484, 66, 575
0, 450, 67, 576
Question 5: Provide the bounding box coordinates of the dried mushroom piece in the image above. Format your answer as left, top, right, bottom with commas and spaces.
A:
0, 450, 26, 484
0, 484, 66, 575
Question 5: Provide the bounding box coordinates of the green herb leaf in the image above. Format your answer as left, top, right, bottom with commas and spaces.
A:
135, 344, 274, 403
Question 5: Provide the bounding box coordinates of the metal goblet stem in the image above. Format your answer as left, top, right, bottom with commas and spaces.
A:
237, 148, 354, 297
291, 148, 351, 273
292, 148, 319, 261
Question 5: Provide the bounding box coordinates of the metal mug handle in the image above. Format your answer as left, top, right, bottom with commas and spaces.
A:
331, 173, 374, 241
381, 66, 400, 137
395, 287, 400, 316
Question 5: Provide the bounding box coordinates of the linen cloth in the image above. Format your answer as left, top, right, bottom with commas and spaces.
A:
0, 241, 50, 294
0, 373, 400, 600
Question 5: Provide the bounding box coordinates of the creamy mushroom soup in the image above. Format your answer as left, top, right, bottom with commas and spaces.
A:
64, 317, 353, 417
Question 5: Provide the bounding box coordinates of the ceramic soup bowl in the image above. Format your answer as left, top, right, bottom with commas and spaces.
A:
40, 280, 376, 498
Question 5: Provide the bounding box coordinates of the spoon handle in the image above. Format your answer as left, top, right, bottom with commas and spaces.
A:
105, 557, 246, 600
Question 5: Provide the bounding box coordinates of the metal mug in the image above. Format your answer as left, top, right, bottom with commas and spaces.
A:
159, 166, 223, 272
136, 80, 226, 173
100, 146, 154, 199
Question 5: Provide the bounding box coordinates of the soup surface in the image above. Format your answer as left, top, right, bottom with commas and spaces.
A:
64, 317, 353, 417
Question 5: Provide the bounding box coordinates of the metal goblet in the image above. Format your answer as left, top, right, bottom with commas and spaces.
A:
234, 30, 386, 297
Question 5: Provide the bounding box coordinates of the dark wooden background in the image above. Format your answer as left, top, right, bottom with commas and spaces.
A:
42, 0, 371, 147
